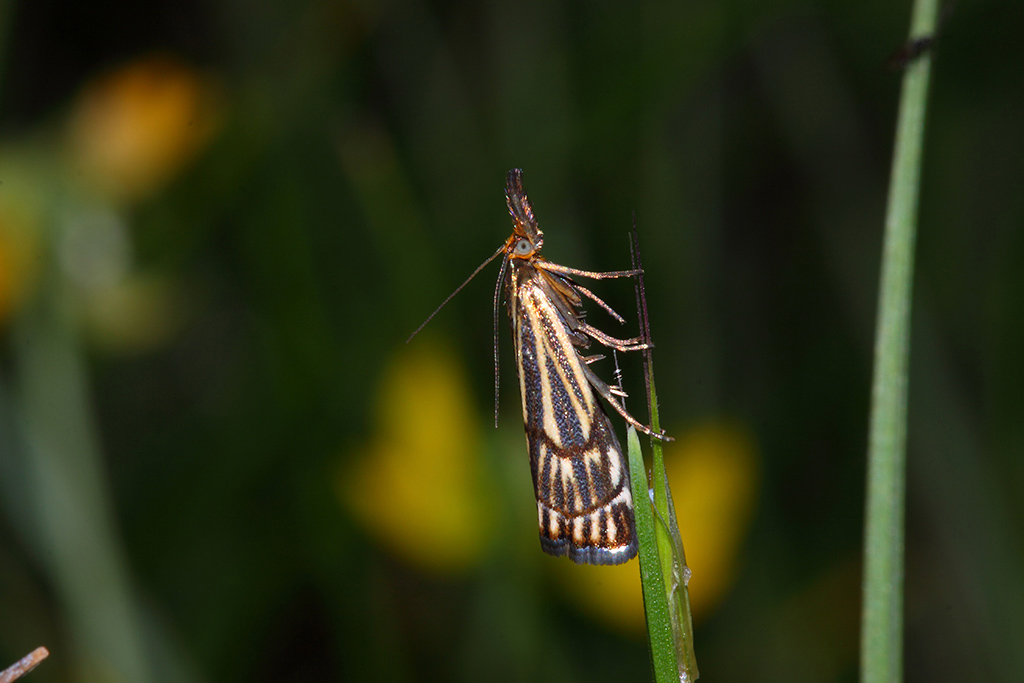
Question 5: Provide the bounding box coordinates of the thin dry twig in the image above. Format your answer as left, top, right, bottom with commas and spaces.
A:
0, 648, 49, 683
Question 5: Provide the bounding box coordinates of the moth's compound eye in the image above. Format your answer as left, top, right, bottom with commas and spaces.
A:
514, 238, 533, 255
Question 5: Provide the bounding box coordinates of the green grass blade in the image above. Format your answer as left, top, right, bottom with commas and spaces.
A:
861, 0, 940, 681
647, 366, 698, 682
14, 284, 154, 683
630, 223, 698, 681
627, 427, 678, 683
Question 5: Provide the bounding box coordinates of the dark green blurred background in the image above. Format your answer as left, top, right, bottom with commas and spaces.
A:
0, 0, 1022, 681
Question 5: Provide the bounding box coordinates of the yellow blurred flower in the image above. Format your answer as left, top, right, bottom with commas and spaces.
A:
667, 422, 759, 617
553, 421, 759, 633
0, 183, 44, 325
340, 344, 495, 573
68, 56, 221, 202
548, 555, 643, 631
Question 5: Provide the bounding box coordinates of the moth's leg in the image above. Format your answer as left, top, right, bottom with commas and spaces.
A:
572, 283, 627, 324
578, 322, 651, 352
585, 356, 622, 397
537, 261, 641, 281
582, 364, 672, 442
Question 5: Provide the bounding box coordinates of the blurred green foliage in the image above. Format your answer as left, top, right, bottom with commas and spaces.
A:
0, 0, 1022, 681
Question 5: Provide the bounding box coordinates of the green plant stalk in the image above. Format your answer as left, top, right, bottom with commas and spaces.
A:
648, 371, 672, 572
629, 225, 697, 681
861, 0, 939, 681
647, 363, 698, 682
627, 427, 676, 683
14, 281, 153, 683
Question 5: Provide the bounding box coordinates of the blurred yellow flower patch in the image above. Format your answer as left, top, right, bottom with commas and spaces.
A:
548, 555, 644, 632
340, 344, 495, 574
0, 196, 42, 325
666, 422, 759, 618
553, 421, 759, 633
68, 56, 222, 202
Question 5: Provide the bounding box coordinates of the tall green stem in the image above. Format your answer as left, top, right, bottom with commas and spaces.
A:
628, 427, 678, 683
14, 282, 153, 683
629, 228, 698, 681
860, 0, 939, 681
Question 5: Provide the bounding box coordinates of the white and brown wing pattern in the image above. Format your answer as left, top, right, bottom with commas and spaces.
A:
510, 264, 637, 564
502, 168, 660, 565
408, 169, 667, 565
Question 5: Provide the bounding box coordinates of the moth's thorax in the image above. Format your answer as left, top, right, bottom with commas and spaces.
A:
504, 255, 536, 318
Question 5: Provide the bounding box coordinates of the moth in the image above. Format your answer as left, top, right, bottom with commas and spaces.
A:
410, 169, 668, 565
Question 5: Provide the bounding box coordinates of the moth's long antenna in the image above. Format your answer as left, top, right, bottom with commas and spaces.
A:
406, 243, 506, 343
492, 253, 511, 427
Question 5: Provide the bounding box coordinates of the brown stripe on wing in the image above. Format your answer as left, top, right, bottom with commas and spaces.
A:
514, 275, 596, 449
528, 406, 637, 565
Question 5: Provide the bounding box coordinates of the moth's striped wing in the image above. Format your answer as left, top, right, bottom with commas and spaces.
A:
511, 267, 637, 565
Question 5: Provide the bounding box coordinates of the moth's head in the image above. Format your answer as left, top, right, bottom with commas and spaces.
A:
508, 235, 537, 260
505, 168, 544, 250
